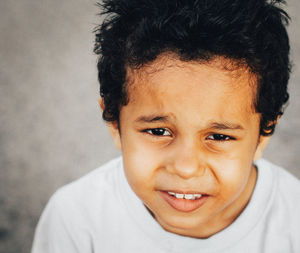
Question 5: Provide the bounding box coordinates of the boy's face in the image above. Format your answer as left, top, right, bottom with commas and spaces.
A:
108, 56, 269, 238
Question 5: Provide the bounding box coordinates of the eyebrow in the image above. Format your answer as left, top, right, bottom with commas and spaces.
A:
208, 122, 244, 131
134, 115, 170, 123
134, 115, 244, 131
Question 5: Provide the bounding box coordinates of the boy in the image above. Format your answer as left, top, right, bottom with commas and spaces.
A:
32, 0, 300, 252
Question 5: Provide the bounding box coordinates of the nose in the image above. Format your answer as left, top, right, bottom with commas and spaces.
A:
167, 139, 205, 179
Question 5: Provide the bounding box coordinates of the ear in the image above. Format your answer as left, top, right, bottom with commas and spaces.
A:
99, 98, 122, 150
253, 135, 271, 161
107, 122, 122, 150
99, 97, 105, 111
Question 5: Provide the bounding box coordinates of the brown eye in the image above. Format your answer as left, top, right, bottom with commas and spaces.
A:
146, 128, 171, 136
207, 134, 233, 141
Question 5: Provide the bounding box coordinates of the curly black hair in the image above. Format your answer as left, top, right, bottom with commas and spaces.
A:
94, 0, 291, 136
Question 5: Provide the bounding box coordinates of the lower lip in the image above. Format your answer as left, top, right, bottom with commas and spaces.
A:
159, 191, 209, 212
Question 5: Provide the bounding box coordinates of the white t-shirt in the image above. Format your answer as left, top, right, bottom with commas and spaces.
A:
32, 157, 300, 253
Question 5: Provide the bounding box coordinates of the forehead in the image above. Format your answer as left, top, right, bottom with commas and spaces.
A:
125, 55, 257, 110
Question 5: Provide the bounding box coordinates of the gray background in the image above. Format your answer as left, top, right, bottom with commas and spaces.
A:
0, 1, 299, 253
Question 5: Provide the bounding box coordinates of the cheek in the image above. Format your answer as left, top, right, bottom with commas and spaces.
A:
122, 130, 166, 170
121, 136, 163, 193
210, 159, 253, 197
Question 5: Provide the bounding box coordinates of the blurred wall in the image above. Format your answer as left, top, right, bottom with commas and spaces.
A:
0, 1, 299, 253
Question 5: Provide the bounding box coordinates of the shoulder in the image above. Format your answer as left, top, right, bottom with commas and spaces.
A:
273, 161, 300, 218
32, 157, 124, 252
259, 159, 300, 197
256, 159, 300, 192
47, 156, 123, 223
257, 159, 300, 208
256, 159, 300, 246
55, 156, 122, 198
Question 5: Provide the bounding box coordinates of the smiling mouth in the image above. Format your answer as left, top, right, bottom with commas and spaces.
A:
159, 190, 209, 212
167, 191, 203, 200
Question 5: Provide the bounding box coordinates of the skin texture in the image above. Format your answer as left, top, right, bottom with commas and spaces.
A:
106, 55, 270, 238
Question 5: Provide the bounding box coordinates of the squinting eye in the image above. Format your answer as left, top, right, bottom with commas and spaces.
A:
146, 128, 171, 136
207, 134, 233, 141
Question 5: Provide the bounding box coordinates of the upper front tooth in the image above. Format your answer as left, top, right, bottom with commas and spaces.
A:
175, 193, 184, 199
184, 194, 195, 200
169, 192, 203, 199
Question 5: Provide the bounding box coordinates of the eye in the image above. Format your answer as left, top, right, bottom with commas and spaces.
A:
206, 134, 234, 141
146, 128, 171, 136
